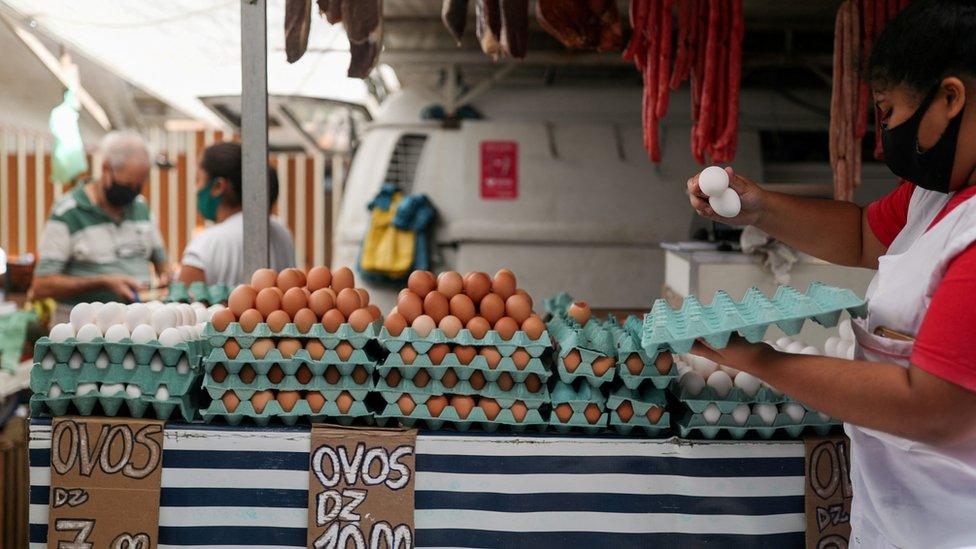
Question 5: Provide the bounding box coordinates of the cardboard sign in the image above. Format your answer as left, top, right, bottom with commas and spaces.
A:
480, 141, 518, 199
47, 416, 164, 549
805, 434, 853, 549
307, 424, 417, 549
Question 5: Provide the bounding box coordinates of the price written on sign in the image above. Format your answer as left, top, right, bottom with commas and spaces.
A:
47, 416, 164, 549
805, 434, 853, 549
307, 425, 417, 549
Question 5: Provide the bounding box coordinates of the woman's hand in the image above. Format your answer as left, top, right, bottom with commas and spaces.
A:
687, 167, 765, 226
690, 334, 777, 373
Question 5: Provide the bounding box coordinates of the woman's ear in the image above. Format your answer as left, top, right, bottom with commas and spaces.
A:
211, 177, 229, 197
942, 76, 967, 119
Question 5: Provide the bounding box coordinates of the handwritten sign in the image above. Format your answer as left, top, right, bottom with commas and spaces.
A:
805, 434, 853, 549
47, 416, 164, 549
307, 424, 417, 549
480, 141, 518, 199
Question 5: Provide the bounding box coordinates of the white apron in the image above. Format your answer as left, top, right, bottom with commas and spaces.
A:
848, 187, 976, 548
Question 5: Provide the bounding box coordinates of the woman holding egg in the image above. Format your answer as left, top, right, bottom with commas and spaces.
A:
687, 1, 976, 546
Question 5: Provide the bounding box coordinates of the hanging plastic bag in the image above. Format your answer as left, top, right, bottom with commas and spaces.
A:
359, 184, 415, 280
49, 90, 88, 185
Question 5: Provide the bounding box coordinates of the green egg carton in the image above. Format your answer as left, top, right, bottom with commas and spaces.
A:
29, 388, 197, 421
30, 360, 200, 396
668, 377, 791, 413
552, 347, 616, 387
203, 347, 377, 375
200, 395, 372, 426
34, 337, 202, 369
203, 370, 372, 400
611, 316, 679, 390
543, 291, 574, 315
375, 403, 547, 432
606, 386, 670, 436
642, 283, 868, 355
675, 409, 836, 440
550, 380, 607, 410
377, 326, 551, 357
166, 281, 230, 304
374, 377, 549, 409
547, 409, 608, 434
204, 320, 380, 350
377, 351, 549, 383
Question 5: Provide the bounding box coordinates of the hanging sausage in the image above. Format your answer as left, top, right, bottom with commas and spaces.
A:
500, 0, 529, 59
284, 0, 313, 63
442, 0, 469, 46
536, 0, 621, 52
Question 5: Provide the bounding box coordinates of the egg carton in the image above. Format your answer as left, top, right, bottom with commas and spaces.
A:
551, 347, 616, 387
166, 281, 231, 304
374, 377, 549, 408
377, 351, 550, 383
203, 370, 372, 400
30, 360, 199, 396
203, 347, 378, 374
29, 388, 197, 421
641, 283, 868, 355
375, 403, 547, 432
605, 386, 670, 436
675, 409, 837, 440
34, 337, 206, 369
611, 317, 680, 390
200, 396, 372, 427
547, 408, 609, 435
377, 326, 551, 357
667, 379, 794, 413
543, 291, 575, 315
204, 320, 380, 350
549, 380, 607, 409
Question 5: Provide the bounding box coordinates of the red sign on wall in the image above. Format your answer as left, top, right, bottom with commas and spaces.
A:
480, 141, 518, 199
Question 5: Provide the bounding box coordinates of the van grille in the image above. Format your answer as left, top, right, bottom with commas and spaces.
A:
384, 134, 427, 193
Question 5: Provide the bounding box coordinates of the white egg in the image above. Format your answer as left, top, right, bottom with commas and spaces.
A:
775, 336, 793, 349
40, 353, 56, 370
754, 403, 778, 425
705, 370, 733, 397
692, 356, 718, 378
122, 352, 137, 370
194, 323, 206, 337
176, 357, 190, 375
824, 336, 840, 358
69, 303, 95, 331
191, 301, 207, 312
719, 364, 741, 377
800, 346, 820, 356
130, 324, 157, 344
784, 341, 804, 354
676, 363, 692, 376
100, 383, 124, 396
177, 303, 196, 326
709, 188, 741, 218
75, 323, 103, 342
154, 385, 170, 401
104, 324, 130, 343
125, 303, 151, 330
781, 402, 807, 423
125, 384, 142, 398
149, 355, 164, 372
94, 352, 110, 370
95, 302, 126, 332
48, 383, 63, 398
702, 403, 722, 424
68, 352, 83, 370
698, 165, 730, 196
194, 305, 210, 324
150, 307, 178, 335
845, 341, 856, 359
733, 371, 762, 397
839, 319, 854, 341
731, 404, 751, 426
208, 303, 225, 314
679, 370, 706, 396
76, 382, 98, 395
146, 300, 164, 311
158, 327, 184, 347
178, 325, 197, 342
49, 323, 75, 343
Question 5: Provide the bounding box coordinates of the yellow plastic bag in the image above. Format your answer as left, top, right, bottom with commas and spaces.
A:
359, 191, 415, 279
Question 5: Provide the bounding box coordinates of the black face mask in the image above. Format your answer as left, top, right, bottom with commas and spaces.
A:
104, 175, 142, 207
881, 86, 965, 193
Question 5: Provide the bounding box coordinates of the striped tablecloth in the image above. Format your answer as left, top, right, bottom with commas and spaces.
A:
28, 420, 806, 548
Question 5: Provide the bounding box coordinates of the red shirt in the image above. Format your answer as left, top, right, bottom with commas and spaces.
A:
867, 182, 976, 392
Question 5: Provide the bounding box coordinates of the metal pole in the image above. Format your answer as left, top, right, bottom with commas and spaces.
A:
241, 0, 270, 273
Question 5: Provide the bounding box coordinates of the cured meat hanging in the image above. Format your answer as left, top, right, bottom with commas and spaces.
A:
342, 0, 384, 78
536, 0, 622, 53
284, 0, 313, 63
442, 0, 469, 46
500, 0, 530, 59
476, 0, 504, 59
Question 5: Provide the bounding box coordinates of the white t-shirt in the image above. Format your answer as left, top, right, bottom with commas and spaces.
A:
181, 212, 296, 286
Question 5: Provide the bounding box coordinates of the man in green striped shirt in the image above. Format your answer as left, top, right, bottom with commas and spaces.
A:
31, 131, 168, 306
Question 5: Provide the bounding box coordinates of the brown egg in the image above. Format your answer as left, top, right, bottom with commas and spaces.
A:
413, 369, 431, 388
454, 345, 477, 365
335, 342, 354, 361
251, 390, 274, 414
463, 272, 491, 303
334, 288, 359, 318
524, 374, 542, 393
511, 349, 531, 370
250, 268, 278, 290
505, 294, 532, 324
480, 397, 502, 420
277, 391, 300, 412
228, 285, 258, 317
497, 372, 514, 391
348, 308, 373, 332
250, 338, 275, 359
494, 316, 519, 341
426, 395, 448, 417
423, 291, 449, 323
554, 403, 574, 423
238, 308, 263, 332
266, 364, 285, 384
211, 308, 236, 331
521, 315, 545, 340
306, 266, 332, 292
396, 291, 423, 324
584, 403, 603, 424
510, 400, 529, 422
384, 313, 408, 336
438, 315, 463, 338
436, 271, 463, 298
397, 394, 416, 415
336, 391, 354, 413
466, 316, 490, 339
411, 315, 436, 337
355, 288, 370, 307
428, 343, 450, 365
254, 287, 281, 318
239, 364, 257, 384
322, 309, 345, 332
441, 368, 458, 388
592, 356, 614, 376
449, 294, 476, 324
647, 406, 664, 423
386, 369, 402, 387
277, 338, 302, 359
293, 308, 318, 334
617, 401, 635, 422
265, 310, 290, 332
399, 344, 417, 364
655, 352, 674, 375
452, 395, 476, 419
480, 347, 502, 369
276, 268, 306, 291
563, 350, 582, 372
367, 304, 382, 321
306, 391, 326, 413
515, 288, 533, 309
407, 270, 436, 298
331, 267, 355, 292
625, 353, 644, 375
223, 340, 241, 359
491, 269, 517, 300
221, 391, 240, 412
479, 293, 505, 325
305, 340, 326, 360
569, 301, 592, 326
308, 289, 335, 317
296, 365, 313, 384
281, 288, 308, 319
351, 366, 370, 384
469, 370, 487, 390
325, 366, 341, 384
211, 363, 228, 383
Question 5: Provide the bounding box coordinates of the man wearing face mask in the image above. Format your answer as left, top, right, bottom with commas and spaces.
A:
684, 1, 976, 546
32, 131, 167, 308
178, 142, 295, 286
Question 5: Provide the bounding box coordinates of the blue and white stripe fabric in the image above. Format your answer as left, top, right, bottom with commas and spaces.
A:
28, 420, 805, 548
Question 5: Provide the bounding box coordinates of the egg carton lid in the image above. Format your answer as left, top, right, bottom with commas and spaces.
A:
29, 391, 197, 422
616, 362, 678, 390
203, 374, 372, 400
546, 315, 616, 357
548, 409, 609, 434
375, 403, 547, 431
377, 326, 551, 357
675, 408, 837, 440
201, 398, 372, 427
549, 381, 607, 409
606, 386, 667, 412
204, 320, 379, 350
35, 337, 201, 369
668, 379, 793, 413
379, 352, 551, 381
30, 362, 200, 396
374, 378, 549, 407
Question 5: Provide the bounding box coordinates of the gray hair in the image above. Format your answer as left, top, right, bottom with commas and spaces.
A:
98, 130, 150, 170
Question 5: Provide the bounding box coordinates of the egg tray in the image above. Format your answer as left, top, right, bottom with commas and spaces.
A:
667, 379, 793, 413
547, 313, 617, 356
200, 397, 372, 427
375, 403, 547, 433
203, 347, 378, 374
552, 348, 616, 387
675, 409, 837, 440
543, 291, 575, 315
617, 361, 679, 390
641, 283, 868, 355
29, 389, 198, 422
549, 380, 607, 410
203, 372, 373, 401
377, 352, 550, 383
605, 386, 670, 436
377, 326, 551, 357
30, 360, 200, 397
204, 320, 380, 350
34, 337, 206, 370
374, 378, 550, 409
165, 282, 231, 305
547, 409, 609, 435
612, 319, 680, 390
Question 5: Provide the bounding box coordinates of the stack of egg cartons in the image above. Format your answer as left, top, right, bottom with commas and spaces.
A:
166, 280, 231, 306
604, 315, 674, 436
31, 300, 217, 420
200, 266, 381, 426
375, 270, 551, 432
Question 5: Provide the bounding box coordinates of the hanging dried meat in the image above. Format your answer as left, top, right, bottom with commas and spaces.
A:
500, 0, 529, 59
284, 0, 313, 63
348, 37, 382, 78
442, 0, 469, 46
341, 0, 383, 78
476, 0, 503, 59
316, 0, 343, 24
536, 0, 621, 52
